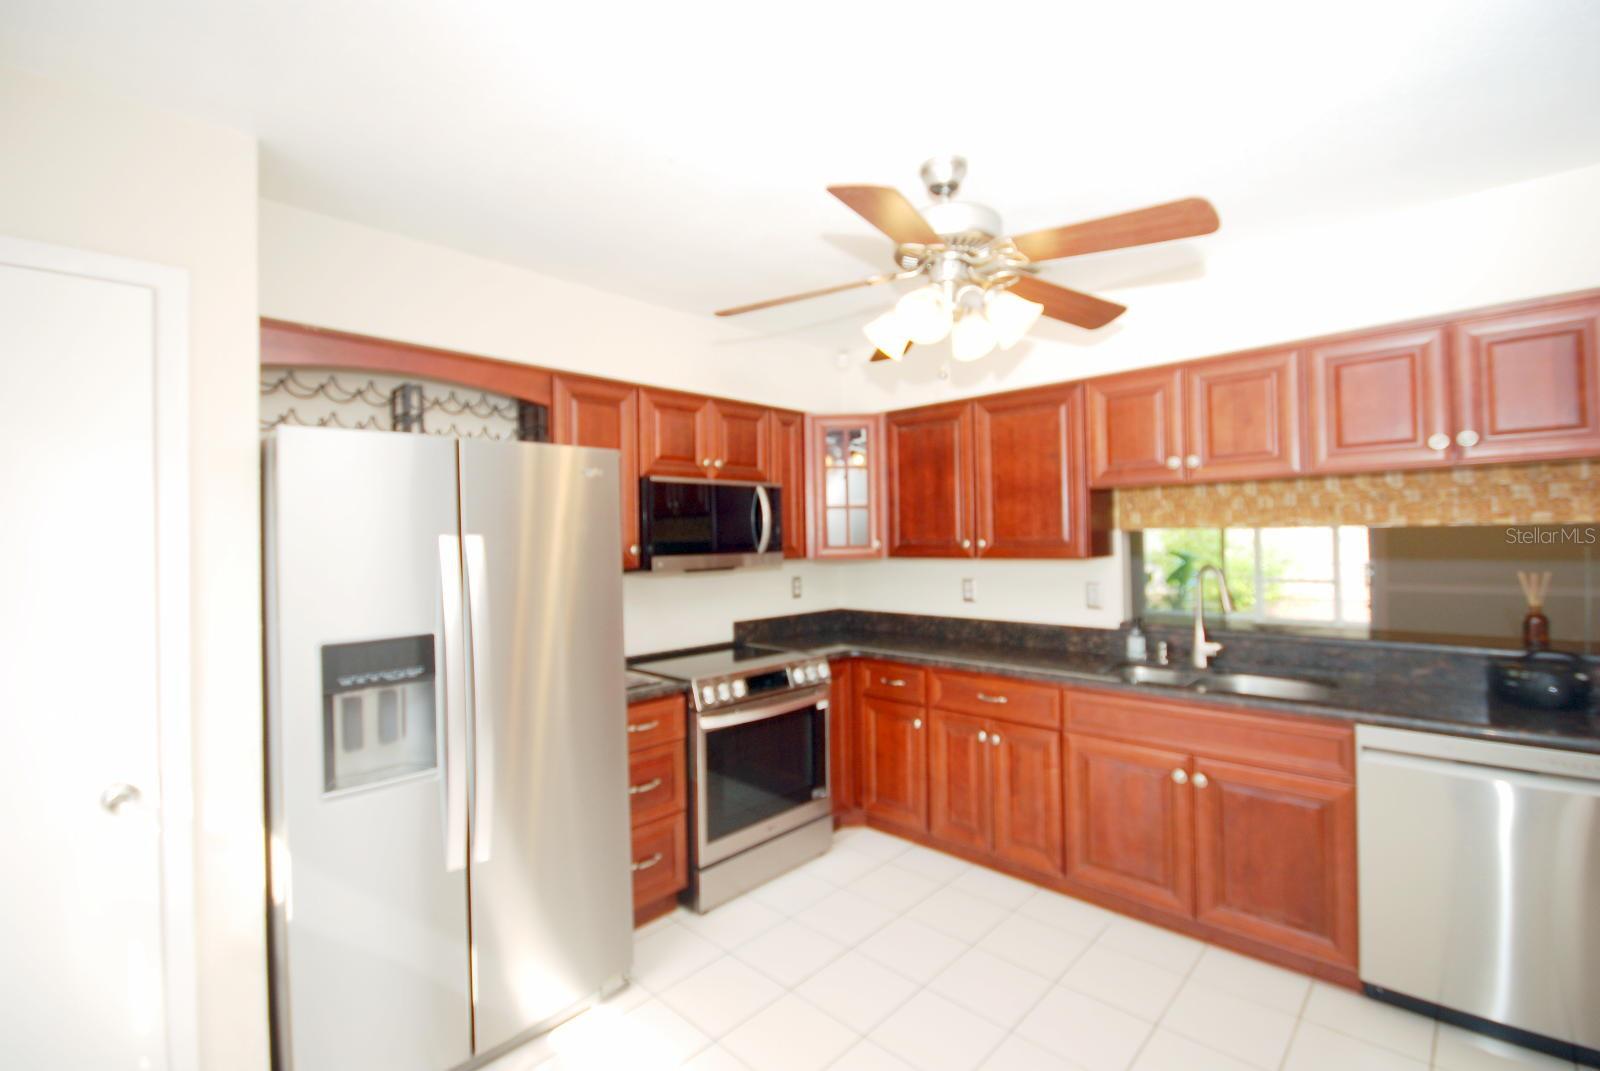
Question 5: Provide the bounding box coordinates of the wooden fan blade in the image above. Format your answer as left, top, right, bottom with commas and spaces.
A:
1009, 276, 1127, 329
1011, 198, 1219, 262
715, 273, 898, 317
827, 185, 941, 245
870, 343, 913, 363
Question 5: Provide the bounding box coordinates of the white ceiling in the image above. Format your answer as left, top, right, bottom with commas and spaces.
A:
4, 0, 1599, 353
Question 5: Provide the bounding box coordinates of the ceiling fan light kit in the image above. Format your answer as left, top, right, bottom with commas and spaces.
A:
714, 157, 1220, 366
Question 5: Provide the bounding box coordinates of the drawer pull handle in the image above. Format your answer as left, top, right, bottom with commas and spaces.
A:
976, 693, 1008, 704
881, 678, 906, 687
1192, 772, 1210, 789
628, 777, 663, 796
631, 852, 664, 873
627, 720, 660, 734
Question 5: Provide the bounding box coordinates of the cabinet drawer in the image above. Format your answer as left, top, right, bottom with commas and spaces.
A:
630, 812, 687, 909
628, 741, 686, 828
930, 670, 1061, 729
1064, 687, 1354, 781
859, 660, 927, 704
627, 693, 687, 753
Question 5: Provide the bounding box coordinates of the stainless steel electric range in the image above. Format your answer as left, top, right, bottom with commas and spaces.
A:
630, 645, 833, 912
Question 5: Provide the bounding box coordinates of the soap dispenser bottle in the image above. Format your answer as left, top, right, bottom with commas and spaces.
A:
1125, 620, 1148, 663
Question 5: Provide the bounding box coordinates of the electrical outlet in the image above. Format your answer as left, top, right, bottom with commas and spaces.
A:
1085, 581, 1102, 610
961, 578, 975, 603
791, 576, 803, 599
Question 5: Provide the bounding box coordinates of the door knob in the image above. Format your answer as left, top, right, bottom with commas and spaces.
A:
1171, 769, 1189, 785
1426, 433, 1450, 452
100, 783, 143, 815
1456, 429, 1480, 448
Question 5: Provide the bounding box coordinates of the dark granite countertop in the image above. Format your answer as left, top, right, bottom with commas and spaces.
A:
625, 670, 689, 704
731, 612, 1600, 754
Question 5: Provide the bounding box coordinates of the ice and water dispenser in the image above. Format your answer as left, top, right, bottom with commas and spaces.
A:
321, 635, 439, 793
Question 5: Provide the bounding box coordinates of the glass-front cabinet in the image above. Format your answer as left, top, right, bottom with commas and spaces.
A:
807, 414, 885, 558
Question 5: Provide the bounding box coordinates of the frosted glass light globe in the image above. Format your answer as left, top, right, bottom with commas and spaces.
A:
985, 289, 1045, 349
894, 285, 954, 345
862, 312, 911, 360
951, 312, 998, 363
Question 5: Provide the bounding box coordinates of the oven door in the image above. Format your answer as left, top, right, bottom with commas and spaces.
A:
695, 688, 831, 867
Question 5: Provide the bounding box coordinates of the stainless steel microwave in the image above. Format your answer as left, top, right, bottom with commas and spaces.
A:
638, 477, 783, 571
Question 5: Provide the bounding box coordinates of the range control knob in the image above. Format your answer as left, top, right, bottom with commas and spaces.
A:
731, 679, 748, 698
716, 682, 733, 702
818, 662, 831, 679
700, 685, 717, 706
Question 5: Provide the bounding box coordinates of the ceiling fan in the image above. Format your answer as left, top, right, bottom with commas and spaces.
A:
714, 156, 1219, 363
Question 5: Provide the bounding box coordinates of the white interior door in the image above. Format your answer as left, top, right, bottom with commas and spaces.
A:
0, 253, 183, 1069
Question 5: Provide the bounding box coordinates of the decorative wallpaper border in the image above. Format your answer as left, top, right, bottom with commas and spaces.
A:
1114, 459, 1600, 530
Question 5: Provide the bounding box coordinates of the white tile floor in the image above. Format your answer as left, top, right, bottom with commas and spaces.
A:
485, 828, 1584, 1071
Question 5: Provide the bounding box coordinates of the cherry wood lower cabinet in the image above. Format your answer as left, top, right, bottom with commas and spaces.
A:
1066, 734, 1193, 916
859, 690, 929, 833
627, 693, 689, 926
828, 658, 858, 818
989, 723, 1065, 876
928, 710, 991, 853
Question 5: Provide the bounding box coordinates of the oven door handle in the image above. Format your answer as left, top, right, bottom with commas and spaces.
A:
699, 690, 828, 732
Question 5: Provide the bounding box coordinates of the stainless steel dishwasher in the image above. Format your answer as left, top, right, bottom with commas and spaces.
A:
1357, 726, 1600, 1065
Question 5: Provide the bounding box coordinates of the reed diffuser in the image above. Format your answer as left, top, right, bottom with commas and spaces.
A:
1517, 570, 1552, 651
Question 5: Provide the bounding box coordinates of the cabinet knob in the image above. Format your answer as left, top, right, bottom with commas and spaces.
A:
629, 543, 640, 555
700, 458, 712, 467
990, 733, 1000, 747
1426, 432, 1451, 452
913, 718, 923, 730
1171, 768, 1189, 785
1165, 456, 1182, 470
961, 538, 972, 549
1185, 454, 1200, 469
714, 458, 725, 468
976, 538, 988, 550
1456, 429, 1480, 448
871, 539, 881, 549
1192, 772, 1210, 789
978, 730, 988, 743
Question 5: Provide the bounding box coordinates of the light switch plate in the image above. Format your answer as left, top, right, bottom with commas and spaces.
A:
791, 576, 803, 599
1085, 581, 1102, 609
962, 578, 975, 603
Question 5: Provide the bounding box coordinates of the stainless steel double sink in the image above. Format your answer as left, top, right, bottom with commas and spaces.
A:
1105, 663, 1337, 702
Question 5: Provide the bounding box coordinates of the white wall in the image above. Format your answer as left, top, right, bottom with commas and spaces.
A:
842, 163, 1600, 411
0, 68, 267, 1069
259, 200, 844, 412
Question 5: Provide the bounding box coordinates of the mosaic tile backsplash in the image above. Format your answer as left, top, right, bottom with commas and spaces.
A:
1114, 459, 1600, 530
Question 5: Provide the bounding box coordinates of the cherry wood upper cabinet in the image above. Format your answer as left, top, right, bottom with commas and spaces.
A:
709, 399, 773, 481
1305, 328, 1453, 473
1086, 367, 1186, 487
859, 695, 928, 833
809, 415, 886, 559
1451, 298, 1600, 464
1065, 734, 1194, 917
928, 710, 992, 855
1185, 350, 1302, 481
990, 722, 1064, 878
771, 410, 807, 559
886, 402, 975, 557
638, 387, 713, 478
973, 384, 1103, 559
1192, 758, 1358, 969
551, 375, 641, 569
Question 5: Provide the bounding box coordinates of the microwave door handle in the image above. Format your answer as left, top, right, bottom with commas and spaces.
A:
464, 533, 495, 864
755, 485, 773, 555
438, 535, 469, 873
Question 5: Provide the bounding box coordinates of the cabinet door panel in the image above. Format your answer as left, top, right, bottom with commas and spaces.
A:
1192, 758, 1357, 969
771, 410, 807, 558
1306, 329, 1453, 473
974, 384, 1096, 558
638, 388, 712, 478
991, 723, 1064, 877
809, 415, 886, 559
886, 402, 974, 556
712, 399, 773, 481
1086, 367, 1185, 487
1066, 734, 1193, 915
828, 660, 856, 814
552, 375, 641, 568
1453, 299, 1600, 464
1186, 350, 1301, 480
860, 695, 928, 832
928, 710, 991, 854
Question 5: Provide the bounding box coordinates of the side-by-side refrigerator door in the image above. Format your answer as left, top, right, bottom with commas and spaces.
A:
265, 426, 472, 1071
457, 438, 632, 1057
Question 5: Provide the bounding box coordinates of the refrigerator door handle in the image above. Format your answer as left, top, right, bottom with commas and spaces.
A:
754, 485, 773, 555
463, 533, 495, 864
438, 535, 469, 873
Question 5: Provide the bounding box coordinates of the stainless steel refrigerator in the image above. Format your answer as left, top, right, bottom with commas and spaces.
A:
264, 426, 632, 1071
